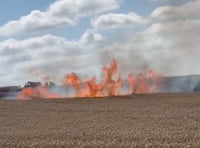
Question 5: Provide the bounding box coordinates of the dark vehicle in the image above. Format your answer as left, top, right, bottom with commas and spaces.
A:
24, 81, 41, 88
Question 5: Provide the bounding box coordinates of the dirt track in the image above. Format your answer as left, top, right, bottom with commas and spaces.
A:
1, 93, 200, 147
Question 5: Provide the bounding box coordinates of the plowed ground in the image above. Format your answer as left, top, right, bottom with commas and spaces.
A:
1, 93, 200, 147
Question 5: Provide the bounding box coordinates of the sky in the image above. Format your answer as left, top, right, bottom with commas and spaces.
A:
0, 0, 199, 86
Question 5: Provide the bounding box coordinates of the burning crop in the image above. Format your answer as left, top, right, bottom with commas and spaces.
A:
17, 59, 163, 100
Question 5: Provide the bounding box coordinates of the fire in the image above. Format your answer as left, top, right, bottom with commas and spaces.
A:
62, 73, 81, 90
17, 59, 163, 99
127, 70, 163, 94
61, 59, 122, 98
17, 86, 61, 100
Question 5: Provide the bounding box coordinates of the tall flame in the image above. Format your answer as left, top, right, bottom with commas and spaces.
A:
17, 59, 163, 99
61, 59, 122, 98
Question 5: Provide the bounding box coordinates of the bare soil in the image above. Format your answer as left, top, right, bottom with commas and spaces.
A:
1, 93, 200, 148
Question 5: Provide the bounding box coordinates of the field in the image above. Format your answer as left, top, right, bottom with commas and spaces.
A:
1, 93, 200, 147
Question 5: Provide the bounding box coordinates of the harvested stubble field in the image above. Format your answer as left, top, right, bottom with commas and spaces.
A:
1, 93, 200, 148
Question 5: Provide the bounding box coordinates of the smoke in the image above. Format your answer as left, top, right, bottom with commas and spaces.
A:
45, 86, 75, 98
160, 75, 200, 92
96, 1, 200, 77
1, 0, 199, 95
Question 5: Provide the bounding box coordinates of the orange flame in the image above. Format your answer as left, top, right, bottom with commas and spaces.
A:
127, 69, 164, 94
61, 59, 122, 98
17, 59, 163, 99
17, 86, 61, 100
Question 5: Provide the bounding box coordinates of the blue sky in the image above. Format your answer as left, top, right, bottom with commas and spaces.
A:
0, 0, 199, 86
0, 0, 160, 40
0, 1, 54, 24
